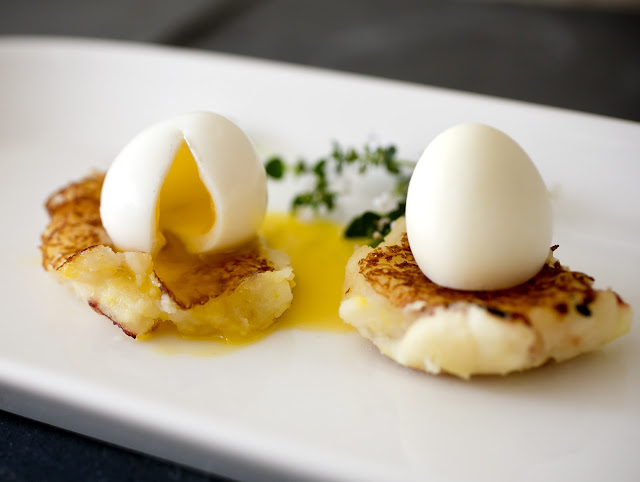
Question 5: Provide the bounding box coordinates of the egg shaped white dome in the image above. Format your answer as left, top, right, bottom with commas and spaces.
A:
100, 111, 267, 254
405, 123, 552, 291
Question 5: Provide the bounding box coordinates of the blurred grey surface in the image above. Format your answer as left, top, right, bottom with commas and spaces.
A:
0, 0, 230, 42
193, 0, 640, 121
2, 0, 639, 121
1, 1, 639, 482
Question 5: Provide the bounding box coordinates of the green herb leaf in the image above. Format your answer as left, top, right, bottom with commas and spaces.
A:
344, 202, 407, 246
344, 211, 381, 238
312, 159, 327, 177
293, 160, 307, 175
387, 201, 406, 221
264, 141, 415, 246
265, 157, 285, 179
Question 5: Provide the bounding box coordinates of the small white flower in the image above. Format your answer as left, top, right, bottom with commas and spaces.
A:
372, 191, 397, 213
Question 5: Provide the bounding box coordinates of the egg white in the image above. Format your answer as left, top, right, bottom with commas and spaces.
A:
100, 112, 267, 255
406, 123, 552, 291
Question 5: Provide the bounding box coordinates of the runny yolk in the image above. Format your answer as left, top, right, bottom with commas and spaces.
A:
141, 213, 361, 356
157, 141, 215, 243
260, 213, 357, 333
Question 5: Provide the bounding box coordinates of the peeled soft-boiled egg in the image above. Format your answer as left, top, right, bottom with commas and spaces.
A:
100, 112, 267, 255
405, 123, 552, 291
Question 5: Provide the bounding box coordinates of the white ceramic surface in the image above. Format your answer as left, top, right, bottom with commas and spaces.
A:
0, 37, 639, 482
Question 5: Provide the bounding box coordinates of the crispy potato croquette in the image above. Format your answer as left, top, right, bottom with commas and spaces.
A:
339, 217, 632, 378
41, 173, 294, 338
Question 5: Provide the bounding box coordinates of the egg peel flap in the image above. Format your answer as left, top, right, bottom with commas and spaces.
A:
405, 123, 552, 291
100, 112, 267, 255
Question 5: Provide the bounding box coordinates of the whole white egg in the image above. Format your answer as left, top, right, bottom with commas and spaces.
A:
405, 123, 552, 291
100, 111, 267, 255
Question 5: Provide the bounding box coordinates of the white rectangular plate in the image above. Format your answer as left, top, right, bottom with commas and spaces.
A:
1, 37, 639, 482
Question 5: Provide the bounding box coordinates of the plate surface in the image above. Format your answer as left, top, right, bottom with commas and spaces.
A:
1, 37, 639, 482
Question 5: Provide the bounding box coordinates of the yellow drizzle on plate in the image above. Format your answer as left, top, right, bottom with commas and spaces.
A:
140, 212, 359, 356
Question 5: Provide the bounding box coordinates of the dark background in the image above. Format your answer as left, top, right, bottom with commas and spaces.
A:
2, 1, 639, 481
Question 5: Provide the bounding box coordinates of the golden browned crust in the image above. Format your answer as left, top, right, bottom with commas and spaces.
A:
40, 173, 295, 339
359, 234, 628, 325
153, 234, 273, 309
40, 173, 277, 309
340, 217, 632, 377
41, 172, 110, 271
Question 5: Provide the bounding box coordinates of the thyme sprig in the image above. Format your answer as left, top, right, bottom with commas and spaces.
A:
344, 202, 406, 247
264, 141, 414, 246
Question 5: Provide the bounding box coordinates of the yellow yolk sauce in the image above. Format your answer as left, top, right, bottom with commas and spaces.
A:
158, 141, 215, 240
261, 212, 358, 333
141, 212, 360, 356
